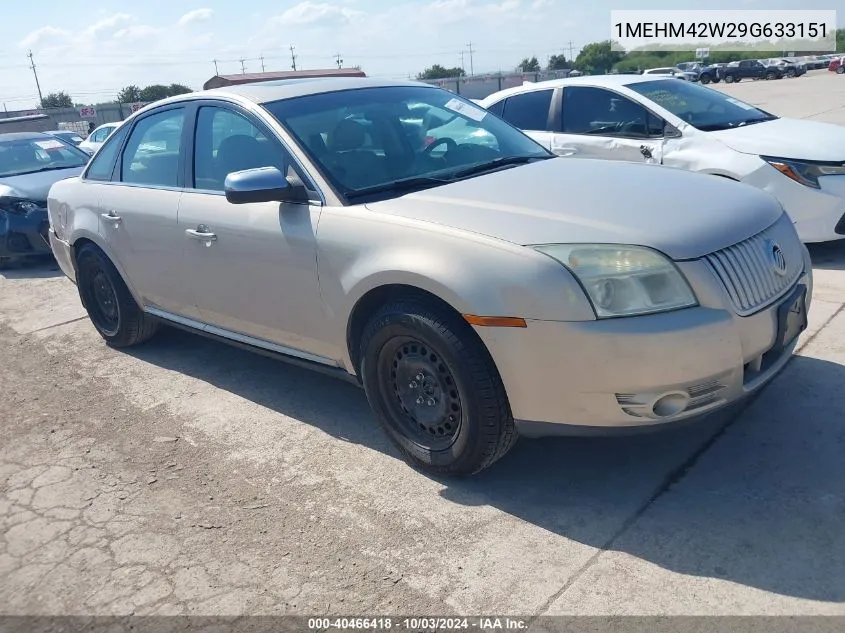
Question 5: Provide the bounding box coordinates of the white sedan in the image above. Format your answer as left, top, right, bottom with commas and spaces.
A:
480, 75, 845, 243
77, 122, 119, 155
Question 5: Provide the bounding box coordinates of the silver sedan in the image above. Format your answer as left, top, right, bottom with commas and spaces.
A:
47, 78, 812, 476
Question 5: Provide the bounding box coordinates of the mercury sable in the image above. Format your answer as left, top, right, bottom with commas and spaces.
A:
480, 75, 845, 243
47, 79, 812, 475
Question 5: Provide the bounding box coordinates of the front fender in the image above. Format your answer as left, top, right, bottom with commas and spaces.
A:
315, 207, 596, 368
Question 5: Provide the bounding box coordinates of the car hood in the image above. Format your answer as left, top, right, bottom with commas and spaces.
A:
708, 118, 845, 162
365, 158, 783, 260
0, 166, 85, 202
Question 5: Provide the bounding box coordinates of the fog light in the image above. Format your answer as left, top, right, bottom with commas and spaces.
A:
651, 392, 690, 418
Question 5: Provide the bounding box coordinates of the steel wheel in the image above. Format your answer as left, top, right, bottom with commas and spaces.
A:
379, 336, 463, 451
80, 257, 120, 336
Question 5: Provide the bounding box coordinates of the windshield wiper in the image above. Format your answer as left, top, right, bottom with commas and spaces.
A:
736, 115, 778, 127
449, 155, 552, 180
699, 115, 778, 132
344, 175, 450, 200
13, 165, 84, 175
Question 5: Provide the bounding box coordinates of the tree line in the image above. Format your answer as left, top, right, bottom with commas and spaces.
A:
38, 83, 193, 110
418, 28, 845, 79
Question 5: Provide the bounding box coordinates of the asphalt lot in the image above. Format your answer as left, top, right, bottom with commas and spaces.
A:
1, 70, 845, 618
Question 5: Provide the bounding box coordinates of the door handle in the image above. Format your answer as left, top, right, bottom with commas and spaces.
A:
101, 211, 122, 223
185, 227, 217, 242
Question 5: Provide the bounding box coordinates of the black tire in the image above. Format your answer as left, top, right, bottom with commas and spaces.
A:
766, 71, 777, 80
0, 257, 12, 270
786, 69, 796, 78
359, 298, 517, 476
837, 66, 844, 74
724, 74, 735, 83
75, 243, 158, 347
712, 77, 721, 84
699, 74, 711, 84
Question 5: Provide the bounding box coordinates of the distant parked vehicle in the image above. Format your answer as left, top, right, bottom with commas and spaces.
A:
828, 56, 844, 73
642, 67, 697, 81
696, 63, 725, 85
45, 130, 85, 147
77, 122, 119, 155
762, 58, 806, 78
0, 132, 89, 268
719, 59, 783, 82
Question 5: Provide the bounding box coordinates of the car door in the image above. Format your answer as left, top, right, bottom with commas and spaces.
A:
177, 102, 332, 359
551, 85, 665, 164
96, 105, 198, 318
494, 87, 557, 150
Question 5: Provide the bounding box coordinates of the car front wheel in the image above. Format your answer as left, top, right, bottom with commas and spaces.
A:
76, 243, 158, 347
359, 298, 517, 476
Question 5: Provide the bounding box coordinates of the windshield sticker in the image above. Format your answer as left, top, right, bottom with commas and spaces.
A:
444, 98, 487, 122
725, 97, 755, 110
34, 139, 65, 150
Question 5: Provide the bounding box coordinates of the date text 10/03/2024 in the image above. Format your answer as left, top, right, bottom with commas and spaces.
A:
307, 617, 529, 630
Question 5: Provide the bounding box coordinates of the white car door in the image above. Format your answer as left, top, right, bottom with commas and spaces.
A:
550, 85, 666, 164
488, 87, 557, 151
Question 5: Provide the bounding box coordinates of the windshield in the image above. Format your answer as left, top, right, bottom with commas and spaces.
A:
261, 85, 552, 202
0, 136, 89, 177
626, 79, 777, 132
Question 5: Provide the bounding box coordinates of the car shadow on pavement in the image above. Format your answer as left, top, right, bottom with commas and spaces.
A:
808, 240, 845, 270
441, 354, 845, 604
125, 327, 845, 604
0, 256, 63, 279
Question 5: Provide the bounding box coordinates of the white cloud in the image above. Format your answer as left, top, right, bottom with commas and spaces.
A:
272, 1, 364, 27
19, 26, 71, 49
82, 13, 135, 41
178, 8, 214, 27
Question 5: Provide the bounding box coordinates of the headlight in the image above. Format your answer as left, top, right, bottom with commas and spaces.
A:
762, 156, 845, 189
533, 244, 698, 318
0, 197, 41, 215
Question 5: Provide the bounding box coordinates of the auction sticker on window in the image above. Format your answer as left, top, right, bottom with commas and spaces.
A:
444, 98, 487, 122
34, 139, 65, 150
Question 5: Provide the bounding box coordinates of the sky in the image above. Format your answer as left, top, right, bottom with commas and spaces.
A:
1, 0, 842, 110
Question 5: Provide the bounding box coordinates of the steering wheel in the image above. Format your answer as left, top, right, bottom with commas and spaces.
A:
423, 137, 457, 154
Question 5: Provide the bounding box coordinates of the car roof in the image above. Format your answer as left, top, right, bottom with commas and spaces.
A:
0, 132, 52, 141
479, 74, 676, 104
148, 77, 434, 109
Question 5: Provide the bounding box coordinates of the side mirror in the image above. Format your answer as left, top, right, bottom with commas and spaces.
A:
224, 166, 310, 204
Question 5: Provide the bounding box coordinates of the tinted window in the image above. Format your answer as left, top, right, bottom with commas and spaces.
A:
262, 86, 550, 200
120, 108, 184, 187
85, 125, 130, 181
562, 86, 661, 138
193, 106, 289, 191
500, 89, 553, 130
0, 135, 89, 177
485, 100, 505, 117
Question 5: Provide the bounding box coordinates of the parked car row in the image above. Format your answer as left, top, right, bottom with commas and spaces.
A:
26, 76, 822, 476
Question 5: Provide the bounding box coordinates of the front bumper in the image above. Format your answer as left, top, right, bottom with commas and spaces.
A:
474, 236, 812, 436
0, 208, 52, 258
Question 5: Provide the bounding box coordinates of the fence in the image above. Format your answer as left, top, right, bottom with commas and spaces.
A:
0, 102, 147, 132
421, 69, 573, 100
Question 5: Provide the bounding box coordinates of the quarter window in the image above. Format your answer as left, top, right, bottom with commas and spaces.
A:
192, 106, 287, 192
85, 125, 130, 181
119, 108, 185, 187
499, 89, 554, 130
562, 86, 662, 138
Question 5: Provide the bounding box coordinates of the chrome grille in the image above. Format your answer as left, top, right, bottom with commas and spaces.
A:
703, 216, 804, 316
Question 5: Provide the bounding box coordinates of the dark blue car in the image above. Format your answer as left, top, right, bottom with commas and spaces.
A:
0, 132, 89, 268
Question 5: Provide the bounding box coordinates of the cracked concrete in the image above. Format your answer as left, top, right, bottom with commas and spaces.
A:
1, 72, 845, 618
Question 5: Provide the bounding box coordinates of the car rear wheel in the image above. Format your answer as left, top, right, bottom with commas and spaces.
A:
766, 71, 777, 80
359, 298, 517, 476
724, 75, 735, 83
699, 74, 711, 84
837, 66, 845, 74
75, 243, 158, 347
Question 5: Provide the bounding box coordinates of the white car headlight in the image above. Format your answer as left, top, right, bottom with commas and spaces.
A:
762, 156, 845, 189
534, 244, 698, 318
